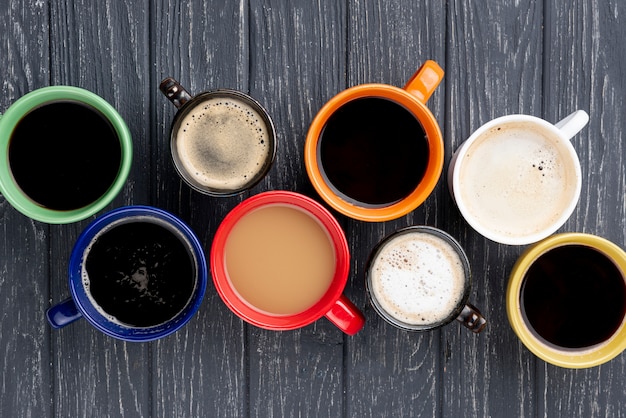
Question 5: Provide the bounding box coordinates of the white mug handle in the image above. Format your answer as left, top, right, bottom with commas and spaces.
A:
554, 110, 589, 141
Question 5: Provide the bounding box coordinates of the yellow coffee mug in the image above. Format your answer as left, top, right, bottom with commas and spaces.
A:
507, 233, 626, 368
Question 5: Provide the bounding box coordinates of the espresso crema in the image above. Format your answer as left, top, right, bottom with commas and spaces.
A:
175, 97, 270, 191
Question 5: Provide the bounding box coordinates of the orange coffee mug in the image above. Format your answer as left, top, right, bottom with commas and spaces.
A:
305, 60, 445, 222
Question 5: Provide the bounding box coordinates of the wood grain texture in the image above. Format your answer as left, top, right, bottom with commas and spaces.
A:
0, 0, 625, 417
0, 220, 50, 418
344, 1, 447, 417
542, 1, 626, 417
47, 1, 152, 417
247, 1, 349, 416
152, 1, 248, 417
0, 2, 51, 418
443, 2, 544, 417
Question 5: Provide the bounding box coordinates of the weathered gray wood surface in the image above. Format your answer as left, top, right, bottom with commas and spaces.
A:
1, 1, 624, 417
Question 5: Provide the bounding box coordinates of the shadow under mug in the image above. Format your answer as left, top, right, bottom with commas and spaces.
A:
160, 77, 276, 197
448, 111, 588, 245
304, 60, 445, 222
507, 233, 626, 368
365, 226, 486, 333
210, 190, 365, 335
46, 206, 208, 342
0, 86, 133, 224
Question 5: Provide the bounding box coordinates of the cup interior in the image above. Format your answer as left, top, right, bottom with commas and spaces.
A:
451, 115, 582, 245
365, 226, 471, 331
169, 89, 276, 197
210, 191, 350, 330
68, 206, 207, 342
506, 233, 626, 368
305, 84, 444, 222
0, 86, 132, 224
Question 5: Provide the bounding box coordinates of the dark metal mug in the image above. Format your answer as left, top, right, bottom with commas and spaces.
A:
365, 226, 486, 333
160, 77, 276, 196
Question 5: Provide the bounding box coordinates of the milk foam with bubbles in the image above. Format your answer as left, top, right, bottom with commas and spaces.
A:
177, 97, 270, 190
458, 124, 578, 239
370, 232, 465, 326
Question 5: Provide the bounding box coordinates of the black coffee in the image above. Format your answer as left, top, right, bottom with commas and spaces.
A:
318, 97, 429, 206
521, 245, 626, 349
9, 100, 121, 210
84, 220, 196, 328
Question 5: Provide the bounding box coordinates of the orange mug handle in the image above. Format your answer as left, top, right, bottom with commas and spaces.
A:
403, 60, 444, 103
325, 295, 365, 335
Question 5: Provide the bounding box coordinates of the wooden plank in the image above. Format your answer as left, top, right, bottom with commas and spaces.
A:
1, 0, 625, 417
442, 1, 543, 417
0, 219, 50, 418
344, 1, 447, 417
542, 1, 626, 416
246, 0, 349, 416
0, 2, 52, 418
152, 0, 248, 416
47, 1, 152, 417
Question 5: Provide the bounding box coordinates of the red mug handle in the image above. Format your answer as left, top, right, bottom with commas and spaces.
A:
325, 294, 365, 335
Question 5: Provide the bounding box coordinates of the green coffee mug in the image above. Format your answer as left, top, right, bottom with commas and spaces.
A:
0, 86, 132, 224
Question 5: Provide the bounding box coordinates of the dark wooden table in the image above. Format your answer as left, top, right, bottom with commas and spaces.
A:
1, 1, 625, 417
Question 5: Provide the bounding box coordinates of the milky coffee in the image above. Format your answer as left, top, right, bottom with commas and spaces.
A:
224, 205, 336, 315
175, 97, 271, 192
369, 231, 466, 326
457, 122, 579, 240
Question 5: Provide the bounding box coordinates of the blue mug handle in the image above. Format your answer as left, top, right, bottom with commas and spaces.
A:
47, 297, 83, 328
46, 206, 208, 341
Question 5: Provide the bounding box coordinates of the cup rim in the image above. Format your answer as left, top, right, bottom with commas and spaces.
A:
68, 206, 208, 342
506, 233, 626, 368
365, 225, 472, 331
210, 190, 350, 330
304, 84, 444, 222
0, 86, 133, 224
450, 114, 582, 245
168, 89, 277, 197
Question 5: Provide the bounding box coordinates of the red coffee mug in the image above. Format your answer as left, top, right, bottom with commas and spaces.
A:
210, 191, 365, 335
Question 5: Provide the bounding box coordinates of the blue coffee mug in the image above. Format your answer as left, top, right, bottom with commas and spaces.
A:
46, 206, 208, 342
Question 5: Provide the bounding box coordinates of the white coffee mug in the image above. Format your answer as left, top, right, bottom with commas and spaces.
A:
448, 110, 589, 245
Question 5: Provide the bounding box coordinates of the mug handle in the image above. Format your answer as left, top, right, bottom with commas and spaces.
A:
554, 110, 589, 140
456, 303, 487, 333
325, 295, 365, 335
159, 77, 192, 109
403, 60, 444, 103
46, 297, 83, 329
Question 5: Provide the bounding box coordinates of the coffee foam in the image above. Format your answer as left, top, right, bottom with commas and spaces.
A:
176, 97, 270, 191
457, 123, 578, 239
370, 232, 466, 326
